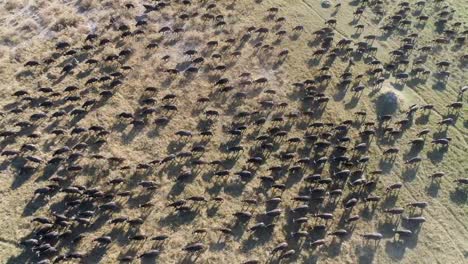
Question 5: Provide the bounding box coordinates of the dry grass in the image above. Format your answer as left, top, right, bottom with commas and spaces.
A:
0, 0, 466, 264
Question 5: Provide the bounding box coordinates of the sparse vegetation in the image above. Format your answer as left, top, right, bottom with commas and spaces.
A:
0, 1, 466, 264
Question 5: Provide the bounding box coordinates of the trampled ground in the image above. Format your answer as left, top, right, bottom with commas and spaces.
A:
0, 0, 466, 263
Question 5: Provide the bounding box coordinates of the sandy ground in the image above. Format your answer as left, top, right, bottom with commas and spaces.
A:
0, 0, 467, 263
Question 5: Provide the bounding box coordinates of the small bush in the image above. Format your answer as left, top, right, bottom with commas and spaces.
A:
19, 18, 39, 32
4, 0, 23, 11
78, 0, 98, 11
374, 91, 400, 116
51, 14, 82, 32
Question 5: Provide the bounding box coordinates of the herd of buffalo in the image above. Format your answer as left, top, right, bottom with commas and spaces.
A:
1, 0, 466, 263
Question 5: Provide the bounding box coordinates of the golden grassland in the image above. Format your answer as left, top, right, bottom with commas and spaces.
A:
0, 0, 466, 263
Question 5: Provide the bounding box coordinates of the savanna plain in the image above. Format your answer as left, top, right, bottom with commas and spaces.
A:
0, 0, 466, 264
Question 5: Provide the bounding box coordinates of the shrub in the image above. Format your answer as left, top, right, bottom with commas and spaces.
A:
374, 91, 400, 116
51, 14, 82, 32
